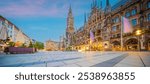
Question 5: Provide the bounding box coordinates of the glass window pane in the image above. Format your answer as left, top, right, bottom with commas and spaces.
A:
112, 26, 117, 31
148, 2, 150, 8
131, 9, 137, 15
125, 12, 130, 17
148, 13, 150, 21
132, 19, 137, 26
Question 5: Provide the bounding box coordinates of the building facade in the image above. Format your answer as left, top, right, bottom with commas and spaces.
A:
66, 6, 75, 49
66, 0, 150, 51
0, 15, 31, 51
45, 40, 59, 51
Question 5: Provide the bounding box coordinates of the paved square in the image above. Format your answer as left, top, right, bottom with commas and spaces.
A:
0, 51, 150, 67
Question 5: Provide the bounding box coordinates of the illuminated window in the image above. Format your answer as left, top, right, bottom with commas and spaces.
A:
131, 8, 137, 15
132, 19, 137, 26
125, 12, 130, 17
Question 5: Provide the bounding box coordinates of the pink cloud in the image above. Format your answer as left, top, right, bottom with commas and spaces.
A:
0, 0, 67, 18
0, 0, 90, 18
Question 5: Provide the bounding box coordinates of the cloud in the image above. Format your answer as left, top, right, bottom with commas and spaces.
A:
0, 0, 91, 18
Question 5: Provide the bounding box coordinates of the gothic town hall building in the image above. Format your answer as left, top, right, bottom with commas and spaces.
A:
65, 0, 150, 51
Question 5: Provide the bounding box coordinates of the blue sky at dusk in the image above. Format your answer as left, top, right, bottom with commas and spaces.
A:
0, 0, 119, 42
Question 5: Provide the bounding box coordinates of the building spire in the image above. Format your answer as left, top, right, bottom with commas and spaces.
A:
100, 0, 102, 9
69, 4, 72, 16
106, 0, 110, 7
84, 13, 87, 24
105, 0, 111, 14
95, 0, 97, 7
66, 5, 74, 47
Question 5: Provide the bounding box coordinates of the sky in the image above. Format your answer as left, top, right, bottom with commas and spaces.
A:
0, 0, 119, 42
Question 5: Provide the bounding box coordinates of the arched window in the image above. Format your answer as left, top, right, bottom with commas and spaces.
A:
148, 1, 150, 9
131, 19, 137, 26
131, 7, 137, 16
125, 11, 130, 17
112, 26, 117, 32
112, 16, 119, 23
148, 13, 150, 21
98, 24, 101, 29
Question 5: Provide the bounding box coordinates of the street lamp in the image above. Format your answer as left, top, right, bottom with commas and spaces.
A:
135, 29, 142, 51
135, 30, 142, 36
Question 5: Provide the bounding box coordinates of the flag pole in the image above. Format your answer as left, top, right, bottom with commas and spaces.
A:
121, 16, 123, 51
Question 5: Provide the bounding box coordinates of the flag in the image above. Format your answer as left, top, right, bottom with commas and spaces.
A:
122, 17, 133, 33
90, 30, 94, 44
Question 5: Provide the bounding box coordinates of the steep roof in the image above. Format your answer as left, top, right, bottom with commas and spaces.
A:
111, 0, 131, 11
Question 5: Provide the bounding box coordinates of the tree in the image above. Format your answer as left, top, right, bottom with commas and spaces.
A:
8, 42, 15, 47
21, 43, 27, 48
28, 41, 34, 48
34, 42, 44, 50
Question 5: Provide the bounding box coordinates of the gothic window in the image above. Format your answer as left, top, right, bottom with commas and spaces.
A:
112, 35, 115, 38
112, 17, 119, 23
131, 7, 137, 16
125, 11, 130, 18
148, 1, 150, 9
112, 26, 117, 32
98, 24, 101, 29
148, 13, 150, 21
131, 19, 137, 26
117, 34, 120, 38
116, 17, 119, 23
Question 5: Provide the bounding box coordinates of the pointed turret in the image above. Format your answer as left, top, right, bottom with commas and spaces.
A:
84, 13, 87, 24
100, 1, 102, 10
66, 5, 74, 47
106, 0, 110, 7
105, 0, 111, 14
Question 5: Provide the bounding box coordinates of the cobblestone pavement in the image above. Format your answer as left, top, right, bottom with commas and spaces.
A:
0, 51, 150, 67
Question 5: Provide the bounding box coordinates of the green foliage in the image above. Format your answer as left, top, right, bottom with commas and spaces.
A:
8, 42, 15, 47
28, 41, 34, 48
21, 43, 26, 48
34, 41, 44, 50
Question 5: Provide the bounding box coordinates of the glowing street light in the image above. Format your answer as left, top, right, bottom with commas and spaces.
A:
135, 30, 142, 36
135, 29, 142, 51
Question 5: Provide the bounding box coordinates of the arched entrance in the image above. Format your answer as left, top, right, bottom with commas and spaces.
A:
125, 38, 138, 51
112, 41, 121, 51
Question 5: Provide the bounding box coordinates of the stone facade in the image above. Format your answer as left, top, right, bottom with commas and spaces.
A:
67, 0, 150, 51
45, 40, 59, 51
66, 6, 75, 48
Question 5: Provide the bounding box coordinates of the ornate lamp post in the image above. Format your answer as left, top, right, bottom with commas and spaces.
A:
135, 29, 142, 51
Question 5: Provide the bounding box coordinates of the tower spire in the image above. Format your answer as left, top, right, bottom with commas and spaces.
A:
84, 13, 87, 24
66, 5, 74, 47
106, 0, 110, 7
69, 4, 72, 16
105, 0, 111, 14
95, 0, 97, 7
100, 1, 102, 9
